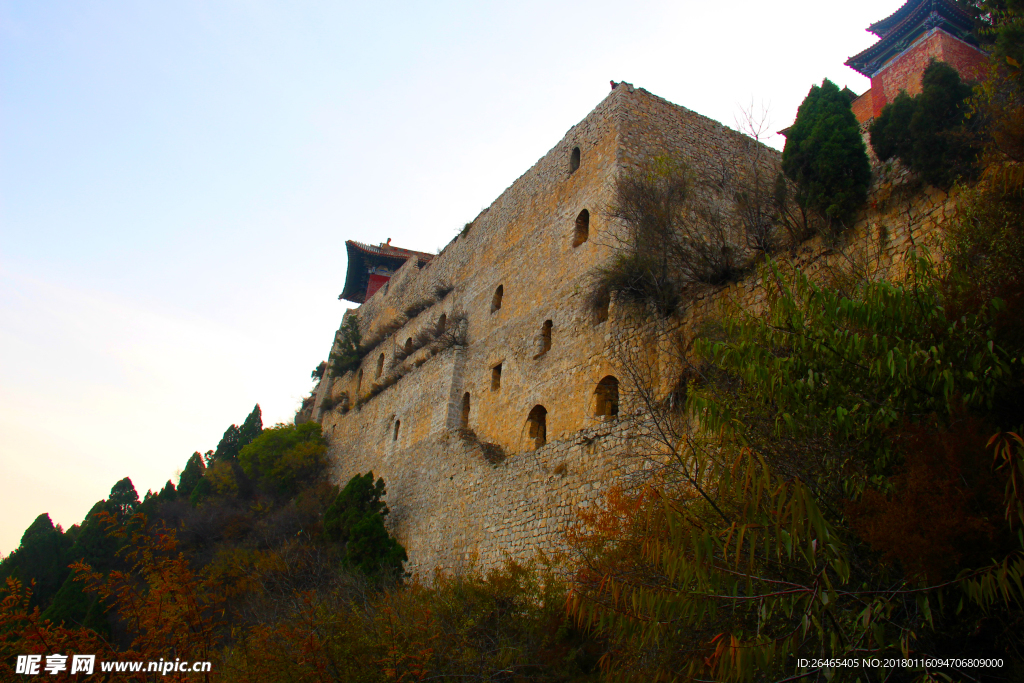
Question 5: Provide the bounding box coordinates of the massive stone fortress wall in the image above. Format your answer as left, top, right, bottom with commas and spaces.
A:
309, 84, 951, 575
314, 85, 768, 451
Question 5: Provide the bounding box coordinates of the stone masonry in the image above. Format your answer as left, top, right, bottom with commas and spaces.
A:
309, 84, 952, 576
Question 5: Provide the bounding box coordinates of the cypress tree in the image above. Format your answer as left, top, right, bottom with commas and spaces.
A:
324, 472, 407, 575
177, 452, 206, 498
0, 514, 72, 609
782, 79, 871, 232
237, 404, 263, 448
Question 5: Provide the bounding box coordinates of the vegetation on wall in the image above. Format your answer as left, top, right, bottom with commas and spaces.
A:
328, 314, 364, 378
328, 282, 456, 384
595, 107, 837, 321
572, 240, 1024, 680
570, 32, 1024, 677
598, 158, 745, 317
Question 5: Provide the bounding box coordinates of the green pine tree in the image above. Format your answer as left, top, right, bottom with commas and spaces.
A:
329, 315, 363, 377
212, 424, 241, 464
177, 452, 206, 498
41, 572, 109, 635
107, 477, 139, 518
782, 79, 871, 232
237, 404, 263, 449
0, 513, 72, 610
324, 472, 406, 575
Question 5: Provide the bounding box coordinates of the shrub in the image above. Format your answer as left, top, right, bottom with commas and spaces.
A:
329, 315, 363, 378
430, 310, 467, 350
600, 158, 743, 317
323, 473, 406, 575
358, 316, 408, 355
311, 361, 326, 381
870, 60, 980, 188
320, 392, 349, 414
782, 78, 871, 231
434, 281, 454, 299
594, 252, 679, 317
414, 328, 434, 347
402, 297, 435, 320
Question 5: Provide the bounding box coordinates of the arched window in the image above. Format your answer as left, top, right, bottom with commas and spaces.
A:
404, 337, 413, 354
461, 392, 470, 428
491, 363, 502, 391
491, 285, 504, 313
437, 313, 447, 335
570, 146, 581, 173
526, 405, 547, 449
595, 376, 619, 418
393, 419, 401, 441
376, 353, 385, 379
535, 320, 552, 358
573, 209, 590, 247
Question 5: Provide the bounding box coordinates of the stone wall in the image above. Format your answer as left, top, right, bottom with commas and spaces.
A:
311, 86, 956, 576
317, 84, 776, 458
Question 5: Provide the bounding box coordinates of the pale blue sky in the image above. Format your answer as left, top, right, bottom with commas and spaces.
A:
0, 0, 894, 554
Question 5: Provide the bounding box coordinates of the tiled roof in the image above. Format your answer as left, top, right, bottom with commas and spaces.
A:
346, 240, 434, 264
846, 0, 975, 77
339, 240, 434, 304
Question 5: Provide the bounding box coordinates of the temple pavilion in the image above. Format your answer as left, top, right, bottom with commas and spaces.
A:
339, 240, 434, 304
845, 0, 987, 122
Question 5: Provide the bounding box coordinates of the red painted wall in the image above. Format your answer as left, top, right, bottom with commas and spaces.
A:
851, 91, 875, 124
366, 274, 391, 300
876, 30, 986, 113
852, 29, 987, 123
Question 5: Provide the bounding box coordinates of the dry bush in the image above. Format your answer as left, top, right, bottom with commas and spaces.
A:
430, 310, 467, 351
601, 158, 746, 317
360, 317, 408, 354
402, 297, 435, 321
433, 280, 455, 299
414, 328, 434, 347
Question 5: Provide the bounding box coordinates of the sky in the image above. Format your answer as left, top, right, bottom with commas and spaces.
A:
0, 0, 898, 555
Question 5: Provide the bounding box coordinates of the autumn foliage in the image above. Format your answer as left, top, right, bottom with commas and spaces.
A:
848, 414, 1017, 583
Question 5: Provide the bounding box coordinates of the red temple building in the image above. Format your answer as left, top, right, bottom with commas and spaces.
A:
846, 0, 988, 123
339, 240, 434, 304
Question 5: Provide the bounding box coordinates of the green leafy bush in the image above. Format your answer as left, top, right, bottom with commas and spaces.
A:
572, 235, 1024, 679
238, 422, 328, 498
